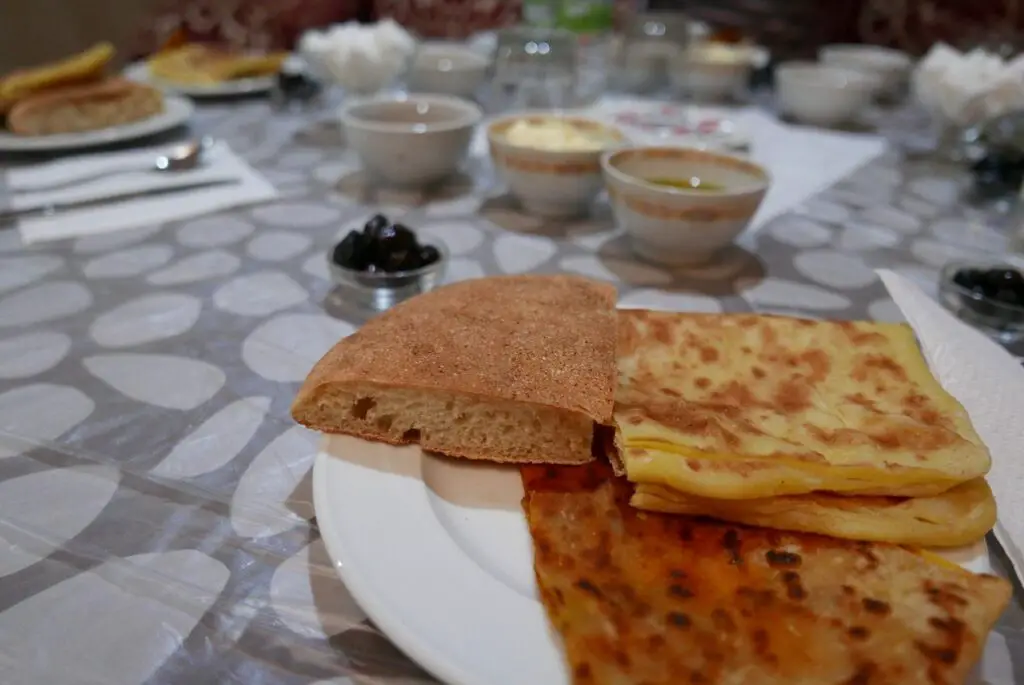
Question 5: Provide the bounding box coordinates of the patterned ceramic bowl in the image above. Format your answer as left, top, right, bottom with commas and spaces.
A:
407, 42, 491, 99
487, 114, 626, 218
341, 94, 482, 187
601, 146, 770, 266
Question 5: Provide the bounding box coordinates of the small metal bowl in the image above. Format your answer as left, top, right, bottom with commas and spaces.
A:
938, 261, 1024, 343
326, 242, 449, 311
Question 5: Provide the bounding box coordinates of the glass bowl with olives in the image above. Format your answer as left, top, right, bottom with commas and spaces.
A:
939, 261, 1024, 343
327, 213, 448, 311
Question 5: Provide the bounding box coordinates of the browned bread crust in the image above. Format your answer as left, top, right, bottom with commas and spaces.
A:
292, 275, 618, 464
7, 78, 164, 136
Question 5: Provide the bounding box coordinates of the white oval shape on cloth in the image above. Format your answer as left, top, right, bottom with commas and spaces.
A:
231, 425, 317, 538
151, 396, 271, 479
90, 294, 202, 348
0, 255, 64, 293
0, 464, 119, 577
270, 540, 368, 639
619, 288, 722, 313
301, 253, 331, 281
312, 159, 358, 185
930, 219, 1008, 253
908, 177, 960, 206
445, 257, 486, 284
860, 204, 921, 235
0, 332, 71, 379
74, 223, 164, 254
0, 550, 228, 685
418, 221, 485, 257
767, 216, 832, 248
838, 222, 901, 251
560, 254, 672, 287
568, 227, 619, 252
867, 298, 904, 322
910, 238, 990, 269
246, 232, 312, 262
82, 245, 174, 279
0, 281, 92, 328
177, 215, 256, 248
147, 250, 241, 286
740, 277, 852, 311
897, 195, 940, 219
493, 233, 557, 273
242, 313, 354, 382
212, 272, 308, 317
277, 149, 324, 169
793, 250, 877, 290
798, 198, 849, 223
84, 354, 225, 410
423, 194, 484, 217
252, 202, 341, 228
0, 384, 94, 458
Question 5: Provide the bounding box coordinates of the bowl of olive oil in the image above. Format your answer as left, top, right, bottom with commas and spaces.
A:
601, 146, 769, 266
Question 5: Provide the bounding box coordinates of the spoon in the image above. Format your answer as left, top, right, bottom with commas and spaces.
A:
15, 137, 216, 193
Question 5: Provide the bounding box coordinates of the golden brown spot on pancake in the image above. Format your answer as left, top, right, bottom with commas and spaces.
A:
612, 649, 631, 668
841, 584, 856, 595
740, 345, 753, 354
686, 458, 704, 472
915, 641, 959, 665
669, 583, 694, 598
765, 550, 802, 568
751, 628, 773, 660
853, 353, 908, 382
711, 608, 737, 632
661, 387, 681, 397
848, 626, 870, 640
628, 447, 646, 458
574, 663, 592, 680
576, 579, 602, 596
721, 529, 743, 565
844, 663, 877, 685
781, 570, 807, 600
650, 318, 673, 345
647, 634, 666, 651
929, 616, 965, 635
775, 378, 811, 412
862, 597, 891, 615
739, 317, 758, 328
667, 611, 691, 628
700, 346, 719, 362
669, 569, 687, 579
694, 376, 711, 389
856, 543, 881, 570
924, 582, 969, 611
846, 392, 878, 412
626, 414, 643, 425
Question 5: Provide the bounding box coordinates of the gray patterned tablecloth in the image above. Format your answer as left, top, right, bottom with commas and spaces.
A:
0, 100, 1022, 685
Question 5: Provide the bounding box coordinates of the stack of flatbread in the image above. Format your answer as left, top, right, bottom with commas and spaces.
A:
613, 309, 996, 548
294, 279, 1011, 685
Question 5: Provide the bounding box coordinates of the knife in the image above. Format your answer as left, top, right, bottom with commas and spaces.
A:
0, 179, 240, 227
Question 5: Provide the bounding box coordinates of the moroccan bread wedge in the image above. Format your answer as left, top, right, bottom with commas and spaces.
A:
292, 275, 617, 464
522, 462, 1011, 685
7, 78, 164, 136
614, 310, 991, 498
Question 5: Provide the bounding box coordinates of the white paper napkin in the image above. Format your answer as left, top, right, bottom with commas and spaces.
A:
5, 142, 278, 244
878, 269, 1024, 582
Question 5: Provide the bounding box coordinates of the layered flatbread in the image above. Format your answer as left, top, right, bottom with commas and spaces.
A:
7, 78, 163, 136
522, 462, 1011, 685
0, 42, 113, 114
632, 477, 996, 548
292, 275, 617, 464
615, 310, 990, 498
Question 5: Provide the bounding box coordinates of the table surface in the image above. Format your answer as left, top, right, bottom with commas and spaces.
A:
0, 100, 1023, 685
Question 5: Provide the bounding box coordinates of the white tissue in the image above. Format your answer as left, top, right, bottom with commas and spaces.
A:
914, 43, 1024, 127
877, 269, 1024, 581
298, 20, 417, 94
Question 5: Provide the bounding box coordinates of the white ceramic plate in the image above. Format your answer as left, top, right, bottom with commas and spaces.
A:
124, 62, 275, 97
314, 434, 993, 685
0, 94, 194, 153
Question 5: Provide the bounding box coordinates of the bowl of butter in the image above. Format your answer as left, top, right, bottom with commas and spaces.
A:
486, 114, 626, 218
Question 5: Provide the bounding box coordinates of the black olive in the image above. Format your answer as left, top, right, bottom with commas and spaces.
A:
332, 230, 370, 270
363, 214, 390, 238
995, 287, 1023, 306
379, 223, 419, 252
419, 245, 441, 266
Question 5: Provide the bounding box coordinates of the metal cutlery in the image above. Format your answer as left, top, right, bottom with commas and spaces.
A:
0, 178, 240, 227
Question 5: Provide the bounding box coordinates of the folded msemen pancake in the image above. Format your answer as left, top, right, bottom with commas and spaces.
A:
633, 477, 996, 547
292, 275, 617, 464
523, 463, 1010, 685
615, 310, 990, 498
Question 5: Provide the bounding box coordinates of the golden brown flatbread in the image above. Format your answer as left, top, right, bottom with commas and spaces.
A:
632, 478, 996, 548
0, 42, 113, 114
292, 275, 617, 464
7, 78, 164, 136
522, 462, 1010, 685
615, 310, 990, 498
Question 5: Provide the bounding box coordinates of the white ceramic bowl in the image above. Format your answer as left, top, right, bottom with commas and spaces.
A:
776, 61, 878, 127
819, 44, 912, 101
406, 42, 490, 99
601, 146, 769, 266
487, 114, 626, 218
670, 44, 766, 101
341, 95, 482, 187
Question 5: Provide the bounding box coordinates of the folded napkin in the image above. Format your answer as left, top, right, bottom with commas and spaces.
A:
878, 269, 1024, 582
5, 141, 278, 244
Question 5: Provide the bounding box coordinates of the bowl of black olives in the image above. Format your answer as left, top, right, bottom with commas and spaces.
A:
328, 213, 447, 311
939, 262, 1024, 342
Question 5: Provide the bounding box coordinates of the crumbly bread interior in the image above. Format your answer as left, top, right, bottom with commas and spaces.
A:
298, 382, 594, 464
